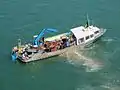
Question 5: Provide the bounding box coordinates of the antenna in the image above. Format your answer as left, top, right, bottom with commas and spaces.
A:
86, 14, 90, 27
18, 39, 21, 48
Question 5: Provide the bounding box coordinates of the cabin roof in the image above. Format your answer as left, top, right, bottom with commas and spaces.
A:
70, 26, 99, 39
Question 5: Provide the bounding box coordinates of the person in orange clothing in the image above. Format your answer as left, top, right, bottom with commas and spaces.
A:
50, 41, 57, 52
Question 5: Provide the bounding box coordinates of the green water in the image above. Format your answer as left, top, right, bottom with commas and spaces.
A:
1, 0, 120, 90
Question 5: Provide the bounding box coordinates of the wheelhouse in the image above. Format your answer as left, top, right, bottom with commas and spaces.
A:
70, 26, 97, 45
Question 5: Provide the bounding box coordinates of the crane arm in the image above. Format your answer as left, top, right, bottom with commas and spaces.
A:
33, 28, 58, 46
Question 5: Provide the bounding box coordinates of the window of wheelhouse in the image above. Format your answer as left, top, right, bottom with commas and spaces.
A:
78, 37, 84, 43
90, 34, 94, 38
85, 36, 89, 40
95, 31, 99, 34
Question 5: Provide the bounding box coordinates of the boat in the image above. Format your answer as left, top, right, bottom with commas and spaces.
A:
11, 17, 106, 63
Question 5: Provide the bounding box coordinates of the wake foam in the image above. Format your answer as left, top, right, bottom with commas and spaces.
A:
100, 81, 120, 90
63, 46, 104, 72
101, 37, 120, 42
74, 51, 103, 72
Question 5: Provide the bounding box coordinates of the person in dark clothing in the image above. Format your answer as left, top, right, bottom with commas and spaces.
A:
72, 34, 77, 45
44, 43, 50, 52
61, 38, 68, 48
41, 37, 45, 44
66, 39, 70, 47
44, 43, 47, 48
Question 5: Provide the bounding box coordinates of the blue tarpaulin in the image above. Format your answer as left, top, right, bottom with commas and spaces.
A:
11, 52, 17, 61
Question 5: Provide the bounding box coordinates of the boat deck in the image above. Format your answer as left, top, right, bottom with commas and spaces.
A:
19, 46, 75, 63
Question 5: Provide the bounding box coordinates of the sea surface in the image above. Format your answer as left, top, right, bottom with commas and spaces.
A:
0, 0, 120, 90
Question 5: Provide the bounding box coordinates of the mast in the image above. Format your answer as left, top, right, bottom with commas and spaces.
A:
18, 39, 21, 48
85, 14, 90, 28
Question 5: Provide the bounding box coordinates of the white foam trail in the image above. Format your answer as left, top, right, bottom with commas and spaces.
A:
76, 84, 120, 90
62, 46, 103, 72
100, 83, 120, 90
75, 85, 97, 90
100, 78, 120, 90
102, 37, 120, 42
74, 51, 103, 72
102, 38, 114, 42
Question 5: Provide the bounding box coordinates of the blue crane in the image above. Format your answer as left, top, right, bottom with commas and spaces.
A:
33, 28, 58, 46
